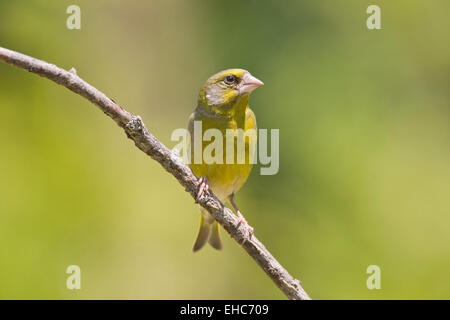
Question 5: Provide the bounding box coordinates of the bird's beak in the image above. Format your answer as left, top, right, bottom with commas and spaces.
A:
239, 73, 264, 94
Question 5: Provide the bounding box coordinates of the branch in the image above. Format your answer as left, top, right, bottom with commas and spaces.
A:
0, 47, 311, 300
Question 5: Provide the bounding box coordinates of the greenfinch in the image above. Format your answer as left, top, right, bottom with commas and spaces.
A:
188, 69, 263, 251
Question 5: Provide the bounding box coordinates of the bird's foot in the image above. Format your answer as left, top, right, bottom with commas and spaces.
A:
230, 194, 254, 244
236, 211, 254, 244
195, 177, 210, 202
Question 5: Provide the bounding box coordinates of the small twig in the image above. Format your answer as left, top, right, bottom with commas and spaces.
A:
0, 47, 311, 300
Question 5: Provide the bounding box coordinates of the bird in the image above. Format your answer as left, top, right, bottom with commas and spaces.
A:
187, 69, 263, 251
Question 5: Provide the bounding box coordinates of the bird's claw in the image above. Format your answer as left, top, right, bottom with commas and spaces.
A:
195, 177, 210, 202
236, 215, 254, 245
230, 194, 254, 244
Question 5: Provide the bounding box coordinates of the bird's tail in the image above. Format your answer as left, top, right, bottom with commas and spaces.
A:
193, 210, 222, 252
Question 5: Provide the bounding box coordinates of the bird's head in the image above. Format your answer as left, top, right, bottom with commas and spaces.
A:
197, 69, 263, 115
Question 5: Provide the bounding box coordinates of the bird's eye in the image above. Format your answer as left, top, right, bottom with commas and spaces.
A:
224, 75, 236, 84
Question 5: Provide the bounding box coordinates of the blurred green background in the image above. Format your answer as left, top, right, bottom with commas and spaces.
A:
0, 0, 449, 299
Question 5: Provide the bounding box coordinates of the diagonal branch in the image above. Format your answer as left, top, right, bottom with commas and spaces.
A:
0, 46, 311, 300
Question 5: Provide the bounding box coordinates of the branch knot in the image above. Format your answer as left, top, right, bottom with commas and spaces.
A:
126, 115, 143, 132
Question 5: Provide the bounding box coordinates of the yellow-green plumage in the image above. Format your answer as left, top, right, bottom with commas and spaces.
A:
188, 69, 263, 251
